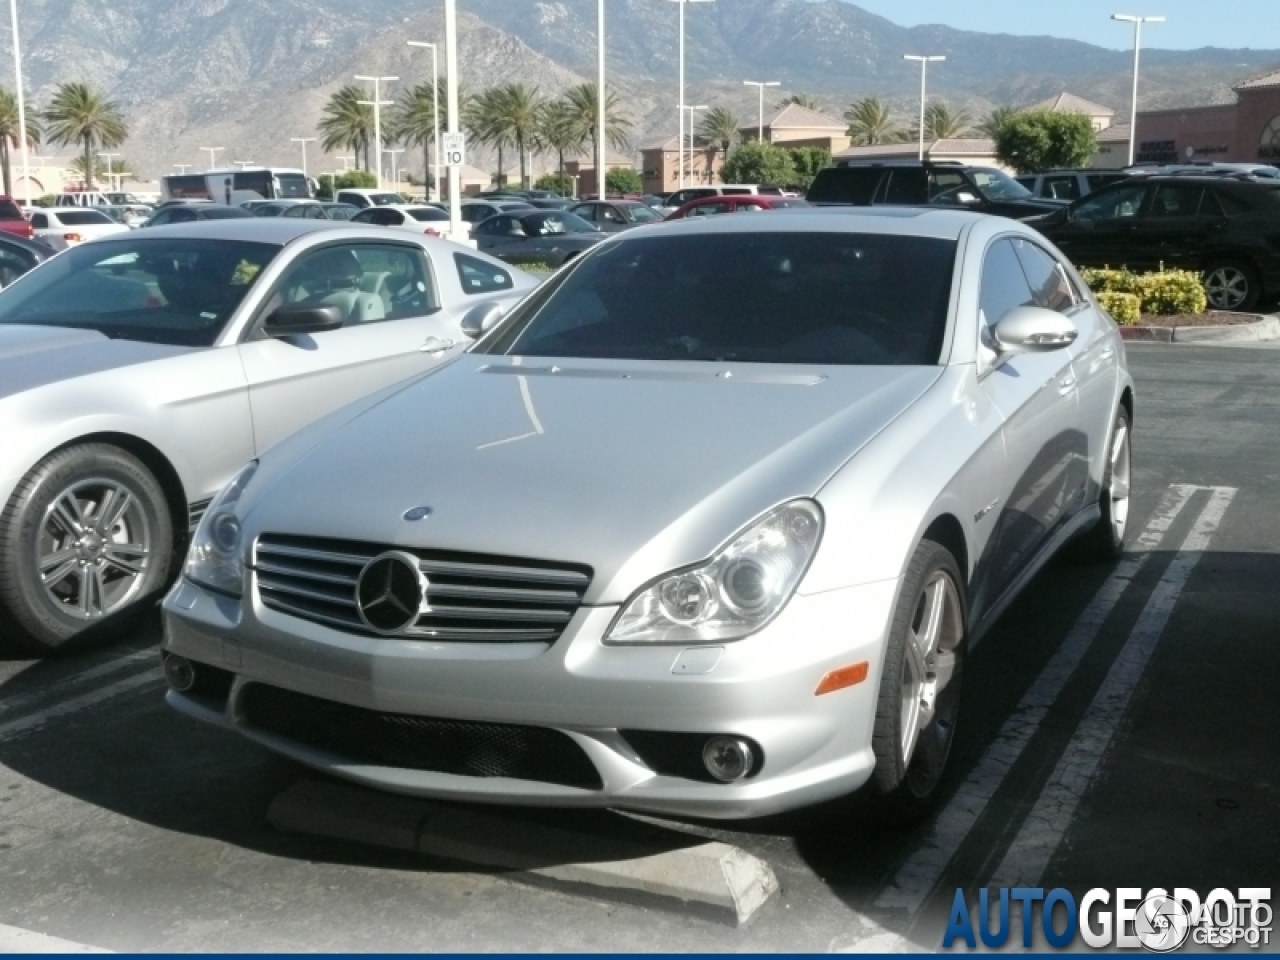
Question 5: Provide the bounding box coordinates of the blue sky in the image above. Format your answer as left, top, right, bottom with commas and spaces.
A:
836, 0, 1280, 50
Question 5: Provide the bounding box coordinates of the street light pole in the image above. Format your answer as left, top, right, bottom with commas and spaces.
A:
385, 147, 405, 192
743, 80, 780, 142
99, 153, 119, 192
596, 0, 606, 200
8, 0, 30, 206
174, 164, 192, 174
1112, 13, 1165, 166
662, 0, 715, 191
444, 0, 463, 240
408, 41, 441, 201
903, 54, 946, 162
685, 105, 708, 183
290, 137, 316, 176
200, 147, 224, 170
355, 74, 398, 190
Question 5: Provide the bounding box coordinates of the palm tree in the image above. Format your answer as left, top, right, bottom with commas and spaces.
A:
561, 82, 631, 179
496, 83, 544, 189
537, 99, 585, 184
68, 154, 135, 188
0, 88, 41, 197
388, 81, 471, 193
466, 86, 516, 187
843, 97, 898, 146
980, 105, 1021, 139
43, 83, 126, 191
319, 85, 374, 171
777, 93, 820, 111
697, 106, 738, 170
922, 102, 974, 140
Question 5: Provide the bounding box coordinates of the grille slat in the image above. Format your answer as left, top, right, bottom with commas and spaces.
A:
241, 683, 602, 790
254, 534, 592, 644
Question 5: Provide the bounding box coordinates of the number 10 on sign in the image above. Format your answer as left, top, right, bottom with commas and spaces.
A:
443, 133, 466, 168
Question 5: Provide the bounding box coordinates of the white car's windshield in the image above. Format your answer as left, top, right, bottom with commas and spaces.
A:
483, 232, 956, 365
0, 238, 281, 347
969, 167, 1035, 201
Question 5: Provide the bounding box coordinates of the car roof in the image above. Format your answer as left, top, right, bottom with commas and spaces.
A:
132, 218, 347, 243
633, 206, 981, 240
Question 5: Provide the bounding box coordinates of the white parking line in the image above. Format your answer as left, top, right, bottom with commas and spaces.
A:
874, 484, 1198, 915
0, 922, 110, 952
0, 649, 155, 721
989, 486, 1236, 887
0, 668, 162, 742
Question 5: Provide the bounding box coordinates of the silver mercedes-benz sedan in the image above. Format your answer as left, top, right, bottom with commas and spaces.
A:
0, 220, 538, 651
162, 209, 1134, 819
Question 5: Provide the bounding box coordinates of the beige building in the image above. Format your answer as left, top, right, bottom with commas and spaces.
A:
739, 103, 851, 153
1029, 92, 1117, 132
639, 136, 724, 195
563, 149, 636, 197
1092, 122, 1133, 169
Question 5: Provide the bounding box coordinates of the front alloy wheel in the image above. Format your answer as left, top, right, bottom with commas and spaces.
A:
1204, 263, 1258, 312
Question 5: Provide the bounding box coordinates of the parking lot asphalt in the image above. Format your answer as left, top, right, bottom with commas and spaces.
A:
0, 343, 1276, 952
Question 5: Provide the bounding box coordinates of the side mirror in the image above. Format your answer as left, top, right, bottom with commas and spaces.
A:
263, 304, 344, 338
992, 306, 1078, 354
460, 303, 504, 340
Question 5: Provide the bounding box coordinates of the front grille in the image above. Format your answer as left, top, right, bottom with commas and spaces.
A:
240, 683, 603, 790
254, 534, 592, 643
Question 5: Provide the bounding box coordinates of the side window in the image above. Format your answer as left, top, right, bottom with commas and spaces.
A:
1148, 184, 1203, 219
1209, 189, 1251, 216
880, 169, 929, 205
601, 207, 623, 223
264, 243, 438, 329
571, 204, 596, 222
1072, 184, 1148, 222
282, 205, 308, 218
170, 208, 196, 223
1012, 238, 1077, 314
1015, 176, 1038, 193
455, 252, 513, 295
147, 210, 171, 226
31, 213, 47, 229
928, 171, 968, 202
0, 246, 35, 286
690, 202, 732, 217
371, 209, 401, 226
1043, 175, 1082, 201
979, 239, 1034, 331
722, 188, 751, 196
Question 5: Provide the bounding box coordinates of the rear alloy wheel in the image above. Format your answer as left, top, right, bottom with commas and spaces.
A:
0, 444, 173, 653
1074, 406, 1132, 563
870, 540, 966, 819
1204, 261, 1260, 312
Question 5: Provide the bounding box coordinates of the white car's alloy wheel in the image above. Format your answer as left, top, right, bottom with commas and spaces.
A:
1108, 418, 1132, 546
900, 570, 964, 798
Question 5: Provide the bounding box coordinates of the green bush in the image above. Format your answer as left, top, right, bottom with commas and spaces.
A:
535, 172, 574, 196
1080, 266, 1207, 316
605, 167, 643, 195
1095, 291, 1141, 325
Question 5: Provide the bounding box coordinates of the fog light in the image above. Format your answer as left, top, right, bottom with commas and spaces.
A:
702, 737, 754, 783
163, 654, 195, 692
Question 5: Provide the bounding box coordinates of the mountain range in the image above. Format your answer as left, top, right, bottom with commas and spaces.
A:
11, 0, 1280, 181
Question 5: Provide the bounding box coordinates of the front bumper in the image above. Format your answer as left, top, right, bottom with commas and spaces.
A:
162, 574, 898, 819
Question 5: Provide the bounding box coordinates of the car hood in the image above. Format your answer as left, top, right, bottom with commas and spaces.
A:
245, 355, 942, 604
0, 325, 195, 401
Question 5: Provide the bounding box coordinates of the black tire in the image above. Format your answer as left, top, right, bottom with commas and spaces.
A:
1204, 260, 1260, 312
869, 539, 967, 821
1073, 406, 1132, 563
0, 444, 174, 653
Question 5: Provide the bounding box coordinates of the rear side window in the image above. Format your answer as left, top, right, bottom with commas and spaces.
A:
807, 168, 880, 205
1043, 175, 1082, 201
57, 210, 115, 226
722, 188, 752, 196
880, 169, 928, 205
408, 208, 448, 222
31, 213, 48, 229
455, 252, 513, 295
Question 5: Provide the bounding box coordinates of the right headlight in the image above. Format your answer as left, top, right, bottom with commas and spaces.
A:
183, 460, 258, 597
604, 499, 823, 646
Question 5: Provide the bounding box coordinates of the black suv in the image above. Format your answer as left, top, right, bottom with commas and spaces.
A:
806, 161, 1064, 220
1032, 174, 1280, 311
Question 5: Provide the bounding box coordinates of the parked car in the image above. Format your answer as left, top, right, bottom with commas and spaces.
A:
456, 201, 508, 230
666, 195, 810, 219
1031, 174, 1280, 311
807, 161, 1065, 220
0, 219, 539, 651
0, 195, 35, 239
473, 209, 606, 266
659, 184, 781, 212
100, 204, 155, 228
0, 232, 53, 287
143, 204, 254, 227
161, 208, 1134, 821
1125, 162, 1280, 179
248, 200, 327, 219
318, 203, 359, 221
334, 189, 406, 209
1014, 169, 1131, 202
568, 200, 666, 232
30, 208, 130, 250
350, 204, 451, 236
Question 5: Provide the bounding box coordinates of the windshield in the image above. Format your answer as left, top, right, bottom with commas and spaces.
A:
524, 211, 596, 235
0, 238, 280, 347
624, 204, 662, 223
275, 174, 312, 199
968, 168, 1034, 201
408, 208, 449, 222
368, 192, 403, 206
482, 232, 955, 365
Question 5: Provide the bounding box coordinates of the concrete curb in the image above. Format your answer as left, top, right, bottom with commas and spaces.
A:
1120, 314, 1280, 344
268, 779, 779, 926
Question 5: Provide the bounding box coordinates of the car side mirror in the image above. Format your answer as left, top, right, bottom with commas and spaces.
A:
992, 306, 1078, 354
460, 303, 504, 340
263, 304, 344, 338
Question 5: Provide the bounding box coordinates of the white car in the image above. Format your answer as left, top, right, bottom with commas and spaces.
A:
334, 189, 406, 209
350, 204, 450, 237
30, 208, 130, 250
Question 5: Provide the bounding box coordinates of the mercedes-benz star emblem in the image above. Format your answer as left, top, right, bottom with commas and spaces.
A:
403, 506, 432, 522
356, 551, 427, 635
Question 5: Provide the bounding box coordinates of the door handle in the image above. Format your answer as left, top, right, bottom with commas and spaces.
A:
1099, 346, 1115, 360
420, 337, 456, 355
1058, 374, 1077, 395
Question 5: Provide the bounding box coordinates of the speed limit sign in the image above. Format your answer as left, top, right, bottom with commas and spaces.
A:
443, 133, 466, 168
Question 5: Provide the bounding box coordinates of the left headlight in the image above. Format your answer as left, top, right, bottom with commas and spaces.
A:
605, 499, 823, 646
184, 460, 259, 597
